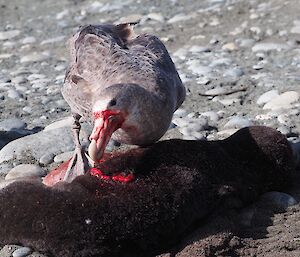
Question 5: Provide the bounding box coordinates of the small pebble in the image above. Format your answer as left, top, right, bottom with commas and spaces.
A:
0, 30, 20, 40
223, 68, 244, 78
54, 151, 73, 163
252, 42, 290, 52
0, 245, 22, 256
39, 153, 55, 165
5, 164, 46, 180
21, 36, 36, 44
20, 52, 50, 63
224, 116, 253, 129
263, 91, 299, 110
0, 118, 26, 131
7, 89, 22, 99
256, 90, 279, 105
12, 247, 32, 257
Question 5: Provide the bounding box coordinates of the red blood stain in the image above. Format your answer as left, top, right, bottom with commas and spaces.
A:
43, 153, 135, 187
90, 167, 135, 184
43, 160, 70, 187
90, 168, 110, 181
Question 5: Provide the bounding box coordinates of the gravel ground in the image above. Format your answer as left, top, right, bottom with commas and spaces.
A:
0, 0, 300, 256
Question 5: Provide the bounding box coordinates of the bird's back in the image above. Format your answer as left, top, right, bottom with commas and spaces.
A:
62, 23, 185, 119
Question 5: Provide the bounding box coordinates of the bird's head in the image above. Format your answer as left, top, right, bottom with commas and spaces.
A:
88, 84, 141, 162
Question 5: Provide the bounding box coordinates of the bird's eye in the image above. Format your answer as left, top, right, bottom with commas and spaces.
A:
108, 99, 117, 107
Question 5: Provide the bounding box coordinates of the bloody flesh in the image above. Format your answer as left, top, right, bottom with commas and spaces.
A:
90, 167, 135, 183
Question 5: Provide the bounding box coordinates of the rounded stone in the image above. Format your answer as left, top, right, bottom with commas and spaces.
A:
5, 164, 46, 180
39, 153, 55, 165
54, 151, 73, 163
7, 89, 22, 99
21, 36, 37, 44
223, 68, 244, 78
0, 245, 22, 256
224, 116, 253, 129
12, 247, 32, 257
201, 111, 219, 123
0, 118, 26, 131
263, 91, 299, 110
0, 30, 20, 40
256, 90, 279, 105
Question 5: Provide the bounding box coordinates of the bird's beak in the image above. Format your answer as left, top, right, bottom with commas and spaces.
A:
88, 110, 125, 162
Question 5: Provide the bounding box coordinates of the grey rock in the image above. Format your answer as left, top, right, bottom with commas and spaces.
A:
0, 30, 20, 40
172, 117, 190, 127
27, 73, 46, 81
209, 58, 233, 67
147, 12, 164, 22
20, 52, 50, 63
263, 91, 299, 110
13, 247, 32, 257
0, 245, 22, 256
189, 45, 210, 53
173, 108, 187, 117
256, 90, 279, 105
40, 36, 65, 45
0, 118, 26, 131
44, 117, 72, 131
5, 164, 46, 180
167, 13, 196, 23
187, 60, 212, 75
39, 153, 55, 165
223, 68, 244, 78
0, 163, 13, 176
0, 127, 75, 163
21, 36, 37, 44
224, 116, 253, 129
238, 38, 255, 48
7, 89, 22, 99
11, 76, 27, 84
201, 111, 219, 123
261, 191, 298, 209
54, 151, 73, 163
218, 98, 240, 106
277, 125, 291, 135
252, 42, 290, 52
23, 106, 32, 113
291, 20, 300, 34
196, 77, 210, 85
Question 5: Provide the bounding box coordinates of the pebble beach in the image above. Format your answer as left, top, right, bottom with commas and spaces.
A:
0, 0, 300, 256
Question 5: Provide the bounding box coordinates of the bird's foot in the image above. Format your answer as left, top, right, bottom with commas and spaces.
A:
63, 147, 93, 183
90, 168, 135, 183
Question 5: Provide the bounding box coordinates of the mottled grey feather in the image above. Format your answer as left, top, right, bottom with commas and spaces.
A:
62, 23, 185, 121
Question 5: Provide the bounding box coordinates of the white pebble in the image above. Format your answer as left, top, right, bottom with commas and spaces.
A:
256, 90, 279, 105
20, 52, 50, 63
5, 164, 46, 180
54, 151, 73, 163
12, 247, 32, 257
0, 30, 20, 40
224, 116, 253, 129
21, 36, 36, 44
263, 91, 299, 110
252, 42, 290, 52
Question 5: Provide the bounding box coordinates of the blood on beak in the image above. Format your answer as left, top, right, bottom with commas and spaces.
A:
88, 110, 125, 162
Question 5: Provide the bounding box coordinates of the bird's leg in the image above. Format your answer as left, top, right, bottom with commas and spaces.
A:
64, 113, 92, 182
